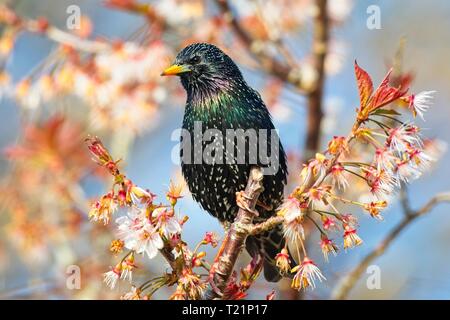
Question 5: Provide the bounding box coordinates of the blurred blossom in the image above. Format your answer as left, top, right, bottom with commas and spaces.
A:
11, 41, 174, 136
74, 16, 93, 39
0, 71, 12, 100
4, 115, 91, 173
423, 138, 447, 162
233, 0, 311, 38
328, 0, 353, 22
298, 62, 319, 92
262, 80, 292, 122
95, 42, 168, 86
322, 96, 344, 134
0, 115, 108, 279
0, 30, 15, 58
325, 40, 348, 75
156, 0, 205, 26
270, 102, 293, 123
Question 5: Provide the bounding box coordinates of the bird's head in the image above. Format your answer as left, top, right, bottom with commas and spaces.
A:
161, 43, 243, 94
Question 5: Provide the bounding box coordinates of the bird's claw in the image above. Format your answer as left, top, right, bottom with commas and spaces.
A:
239, 191, 253, 201
236, 191, 259, 216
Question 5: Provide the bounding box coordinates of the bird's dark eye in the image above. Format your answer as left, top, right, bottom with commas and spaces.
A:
189, 55, 201, 65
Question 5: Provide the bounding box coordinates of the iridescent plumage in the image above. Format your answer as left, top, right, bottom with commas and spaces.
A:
170, 43, 289, 281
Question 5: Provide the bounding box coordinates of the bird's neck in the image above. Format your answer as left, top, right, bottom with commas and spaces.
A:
182, 76, 260, 132
186, 78, 235, 105
185, 78, 243, 115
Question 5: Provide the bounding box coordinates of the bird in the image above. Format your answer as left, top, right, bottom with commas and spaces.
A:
161, 43, 289, 282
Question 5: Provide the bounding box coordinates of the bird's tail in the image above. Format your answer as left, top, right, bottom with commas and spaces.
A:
245, 224, 296, 282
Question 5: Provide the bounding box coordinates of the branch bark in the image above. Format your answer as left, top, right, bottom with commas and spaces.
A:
332, 192, 450, 300
304, 0, 329, 160
160, 242, 177, 271
204, 167, 264, 299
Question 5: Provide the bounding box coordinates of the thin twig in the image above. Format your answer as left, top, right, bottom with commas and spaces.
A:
0, 5, 111, 53
45, 27, 110, 53
331, 192, 450, 300
249, 215, 284, 235
214, 0, 308, 93
399, 184, 412, 216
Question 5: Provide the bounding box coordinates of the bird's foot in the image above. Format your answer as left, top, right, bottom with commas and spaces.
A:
236, 191, 259, 217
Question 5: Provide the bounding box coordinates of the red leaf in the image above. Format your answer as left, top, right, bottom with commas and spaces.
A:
223, 272, 247, 300
369, 68, 408, 111
354, 61, 373, 109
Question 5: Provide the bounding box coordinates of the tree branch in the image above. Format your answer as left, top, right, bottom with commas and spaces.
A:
249, 215, 283, 236
399, 185, 413, 216
332, 192, 450, 300
214, 0, 308, 93
45, 27, 110, 53
160, 242, 177, 271
204, 167, 264, 299
0, 5, 111, 53
304, 0, 329, 160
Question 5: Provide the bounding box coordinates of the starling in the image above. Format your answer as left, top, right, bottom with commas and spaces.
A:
162, 43, 289, 282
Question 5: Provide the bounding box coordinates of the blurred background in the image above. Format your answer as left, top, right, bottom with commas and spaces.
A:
0, 0, 449, 299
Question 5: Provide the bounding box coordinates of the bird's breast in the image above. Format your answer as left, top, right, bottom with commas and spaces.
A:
179, 89, 287, 222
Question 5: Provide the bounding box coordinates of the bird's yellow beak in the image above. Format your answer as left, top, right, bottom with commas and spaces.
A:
160, 64, 191, 76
